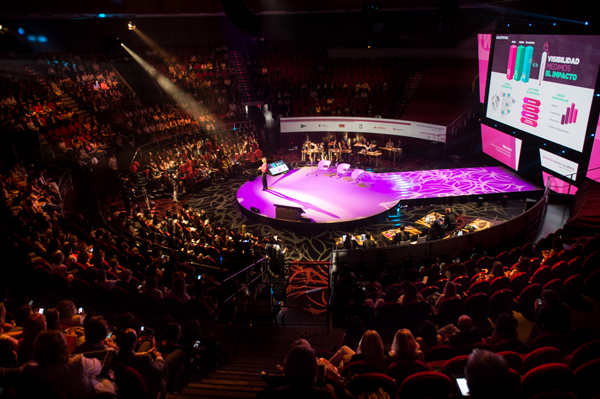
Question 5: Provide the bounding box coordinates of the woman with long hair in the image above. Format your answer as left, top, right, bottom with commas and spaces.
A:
390, 328, 424, 363
435, 280, 459, 309
333, 330, 389, 373
17, 313, 47, 365
354, 330, 389, 372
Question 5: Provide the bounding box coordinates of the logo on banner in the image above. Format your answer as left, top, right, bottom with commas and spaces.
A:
300, 124, 307, 128
375, 126, 385, 130
318, 123, 329, 127
339, 124, 345, 128
359, 124, 363, 129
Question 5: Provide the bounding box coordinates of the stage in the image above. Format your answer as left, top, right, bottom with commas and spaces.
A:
236, 166, 540, 227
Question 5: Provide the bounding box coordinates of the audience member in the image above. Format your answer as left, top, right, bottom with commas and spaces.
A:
389, 329, 424, 363
465, 349, 513, 399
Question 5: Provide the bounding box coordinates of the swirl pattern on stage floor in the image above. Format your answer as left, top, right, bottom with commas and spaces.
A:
236, 166, 539, 224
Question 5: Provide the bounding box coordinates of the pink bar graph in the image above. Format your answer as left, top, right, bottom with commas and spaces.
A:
569, 103, 575, 123
507, 45, 518, 80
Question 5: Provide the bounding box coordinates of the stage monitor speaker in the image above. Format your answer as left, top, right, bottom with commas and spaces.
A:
221, 0, 262, 36
275, 204, 304, 221
250, 207, 261, 214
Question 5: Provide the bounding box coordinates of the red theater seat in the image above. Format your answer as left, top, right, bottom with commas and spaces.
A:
398, 371, 452, 399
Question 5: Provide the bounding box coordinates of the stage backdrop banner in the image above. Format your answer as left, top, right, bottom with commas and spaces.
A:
280, 117, 447, 143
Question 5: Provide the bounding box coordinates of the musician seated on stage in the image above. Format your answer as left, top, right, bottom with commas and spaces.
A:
443, 208, 457, 233
393, 225, 410, 245
342, 234, 360, 250
362, 233, 378, 249
428, 218, 446, 241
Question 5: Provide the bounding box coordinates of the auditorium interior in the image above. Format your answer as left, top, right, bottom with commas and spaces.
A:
1, 0, 600, 398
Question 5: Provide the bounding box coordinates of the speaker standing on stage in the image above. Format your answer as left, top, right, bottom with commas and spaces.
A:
259, 157, 268, 190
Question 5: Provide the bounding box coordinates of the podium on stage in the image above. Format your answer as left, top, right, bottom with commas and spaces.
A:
274, 204, 305, 221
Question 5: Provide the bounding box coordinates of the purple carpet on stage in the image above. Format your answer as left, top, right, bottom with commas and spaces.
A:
236, 166, 540, 223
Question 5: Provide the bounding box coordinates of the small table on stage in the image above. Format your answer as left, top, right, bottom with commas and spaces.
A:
328, 148, 341, 161
381, 226, 422, 243
382, 147, 402, 163
302, 149, 321, 164
366, 151, 382, 167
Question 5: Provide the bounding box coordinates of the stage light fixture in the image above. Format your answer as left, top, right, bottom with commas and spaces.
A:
0, 25, 3, 31
128, 21, 136, 30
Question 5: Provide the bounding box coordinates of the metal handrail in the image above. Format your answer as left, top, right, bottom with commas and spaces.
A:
222, 257, 266, 282
132, 120, 253, 158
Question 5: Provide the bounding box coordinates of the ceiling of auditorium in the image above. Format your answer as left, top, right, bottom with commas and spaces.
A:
1, 0, 529, 16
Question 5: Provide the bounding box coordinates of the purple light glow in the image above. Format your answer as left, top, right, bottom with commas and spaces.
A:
237, 167, 539, 223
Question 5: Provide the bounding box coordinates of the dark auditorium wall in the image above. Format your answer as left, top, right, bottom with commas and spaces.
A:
1, 9, 448, 54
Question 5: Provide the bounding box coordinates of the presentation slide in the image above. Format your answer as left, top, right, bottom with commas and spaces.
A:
586, 120, 600, 183
481, 124, 522, 170
268, 160, 289, 176
478, 34, 492, 104
542, 171, 578, 195
539, 148, 579, 180
486, 34, 600, 152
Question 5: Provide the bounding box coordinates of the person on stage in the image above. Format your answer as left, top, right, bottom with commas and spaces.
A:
259, 157, 269, 190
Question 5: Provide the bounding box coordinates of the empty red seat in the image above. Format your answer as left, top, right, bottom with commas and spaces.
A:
521, 346, 565, 374
567, 340, 600, 370
528, 332, 562, 352
424, 345, 456, 363
573, 358, 600, 399
519, 363, 574, 397
468, 279, 490, 296
398, 371, 452, 399
532, 266, 552, 287
386, 360, 428, 387
439, 355, 469, 377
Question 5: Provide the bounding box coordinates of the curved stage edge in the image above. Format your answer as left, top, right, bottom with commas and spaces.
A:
237, 167, 398, 231
236, 166, 541, 231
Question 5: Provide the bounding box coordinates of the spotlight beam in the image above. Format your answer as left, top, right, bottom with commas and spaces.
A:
498, 7, 588, 25
121, 44, 207, 120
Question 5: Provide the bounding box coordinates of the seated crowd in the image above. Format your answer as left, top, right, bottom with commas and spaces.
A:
245, 39, 400, 118
2, 43, 249, 168
322, 231, 600, 398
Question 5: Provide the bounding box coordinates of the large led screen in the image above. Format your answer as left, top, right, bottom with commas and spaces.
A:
539, 148, 579, 180
478, 34, 492, 104
481, 124, 522, 170
486, 34, 600, 152
542, 171, 578, 195
586, 120, 600, 183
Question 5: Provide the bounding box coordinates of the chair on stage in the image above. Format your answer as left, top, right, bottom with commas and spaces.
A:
334, 163, 351, 179
316, 159, 331, 176
349, 168, 366, 186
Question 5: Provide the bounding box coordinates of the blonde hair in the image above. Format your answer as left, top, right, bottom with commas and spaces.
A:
391, 329, 421, 361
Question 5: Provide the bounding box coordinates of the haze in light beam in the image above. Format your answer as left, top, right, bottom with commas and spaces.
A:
121, 44, 206, 120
